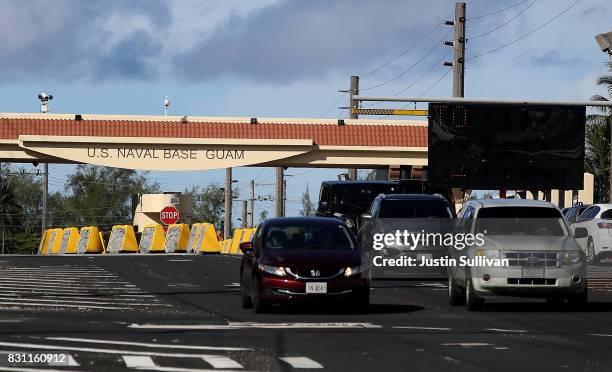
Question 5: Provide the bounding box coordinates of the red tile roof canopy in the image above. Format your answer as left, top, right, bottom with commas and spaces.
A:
0, 118, 428, 148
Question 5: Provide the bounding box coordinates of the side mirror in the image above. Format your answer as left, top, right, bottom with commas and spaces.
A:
361, 213, 372, 221
239, 242, 254, 253
574, 227, 588, 239
318, 201, 328, 210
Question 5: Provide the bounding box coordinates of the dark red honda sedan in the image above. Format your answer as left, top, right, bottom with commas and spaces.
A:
239, 217, 369, 313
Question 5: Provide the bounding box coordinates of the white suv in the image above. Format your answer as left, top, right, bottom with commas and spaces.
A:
570, 203, 612, 264
449, 199, 587, 310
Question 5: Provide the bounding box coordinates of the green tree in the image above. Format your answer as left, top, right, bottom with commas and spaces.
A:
588, 61, 612, 203
259, 210, 269, 223
61, 165, 159, 229
299, 184, 315, 216
0, 176, 23, 253
185, 184, 225, 228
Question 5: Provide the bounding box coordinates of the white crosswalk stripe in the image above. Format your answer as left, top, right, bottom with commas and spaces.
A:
0, 264, 167, 311
279, 357, 324, 369
201, 355, 243, 369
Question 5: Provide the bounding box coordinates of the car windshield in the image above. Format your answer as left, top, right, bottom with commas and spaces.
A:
476, 207, 567, 236
263, 224, 355, 250
378, 200, 453, 218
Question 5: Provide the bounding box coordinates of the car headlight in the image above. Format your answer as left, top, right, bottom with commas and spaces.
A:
344, 265, 362, 277
257, 264, 287, 277
563, 252, 582, 265
345, 218, 355, 228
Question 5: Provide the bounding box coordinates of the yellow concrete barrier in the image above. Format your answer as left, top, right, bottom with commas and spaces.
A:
193, 223, 221, 254
220, 239, 232, 254
163, 224, 190, 253
186, 223, 204, 253
48, 228, 64, 255
107, 225, 138, 253
139, 224, 166, 253
38, 229, 51, 255
76, 226, 104, 254
59, 227, 80, 254
229, 229, 246, 255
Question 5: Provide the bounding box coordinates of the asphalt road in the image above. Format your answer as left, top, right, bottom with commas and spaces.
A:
0, 255, 612, 372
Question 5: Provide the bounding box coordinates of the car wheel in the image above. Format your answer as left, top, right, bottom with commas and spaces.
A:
448, 274, 465, 306
240, 278, 253, 309
567, 287, 588, 310
252, 277, 268, 314
586, 238, 597, 265
465, 277, 484, 311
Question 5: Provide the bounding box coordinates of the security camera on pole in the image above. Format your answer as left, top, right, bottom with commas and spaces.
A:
37, 92, 53, 235
163, 96, 170, 116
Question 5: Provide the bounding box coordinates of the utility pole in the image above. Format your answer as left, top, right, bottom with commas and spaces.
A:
241, 200, 248, 228
42, 163, 48, 235
249, 180, 255, 227
453, 2, 466, 98
224, 168, 232, 239
283, 179, 287, 216
275, 167, 284, 217
348, 75, 359, 180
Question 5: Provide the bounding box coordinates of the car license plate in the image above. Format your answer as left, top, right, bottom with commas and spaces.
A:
522, 267, 544, 278
306, 282, 327, 294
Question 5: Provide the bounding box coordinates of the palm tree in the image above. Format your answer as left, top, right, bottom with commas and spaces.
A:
587, 62, 612, 203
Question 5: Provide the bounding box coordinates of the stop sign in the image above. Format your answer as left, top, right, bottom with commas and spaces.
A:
160, 206, 180, 225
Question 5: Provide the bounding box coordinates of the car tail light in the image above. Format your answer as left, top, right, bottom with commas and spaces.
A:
597, 222, 612, 229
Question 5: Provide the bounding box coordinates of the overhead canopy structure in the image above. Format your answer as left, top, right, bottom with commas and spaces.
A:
0, 113, 427, 171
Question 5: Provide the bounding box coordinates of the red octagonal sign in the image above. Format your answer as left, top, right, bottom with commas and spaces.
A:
160, 206, 180, 225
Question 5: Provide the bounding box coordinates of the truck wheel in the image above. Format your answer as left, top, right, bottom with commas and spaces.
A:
465, 277, 484, 311
448, 275, 465, 306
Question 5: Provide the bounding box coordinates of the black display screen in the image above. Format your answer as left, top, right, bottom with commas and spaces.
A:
428, 103, 585, 190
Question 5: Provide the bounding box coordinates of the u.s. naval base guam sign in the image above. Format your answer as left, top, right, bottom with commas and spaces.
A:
18, 136, 314, 171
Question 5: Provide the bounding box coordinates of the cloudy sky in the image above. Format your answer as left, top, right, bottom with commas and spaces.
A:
1, 0, 611, 220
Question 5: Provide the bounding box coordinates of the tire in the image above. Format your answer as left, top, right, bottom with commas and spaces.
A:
465, 277, 484, 311
567, 287, 588, 310
586, 238, 597, 265
448, 274, 465, 306
252, 278, 268, 314
240, 278, 253, 309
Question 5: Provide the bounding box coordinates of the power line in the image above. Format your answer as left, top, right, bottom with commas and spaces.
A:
467, 0, 583, 61
393, 49, 452, 96
469, 0, 530, 20
359, 28, 454, 92
318, 92, 346, 118
360, 21, 446, 79
419, 68, 452, 97
470, 0, 539, 39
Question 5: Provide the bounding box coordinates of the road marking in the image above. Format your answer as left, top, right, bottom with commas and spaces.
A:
224, 283, 241, 288
485, 328, 527, 333
129, 322, 382, 330
123, 355, 156, 368
0, 301, 132, 310
0, 367, 79, 372
67, 354, 80, 366
47, 337, 252, 351
0, 297, 169, 307
393, 326, 452, 331
201, 356, 243, 368
589, 333, 612, 337
279, 357, 323, 369
0, 341, 244, 359
442, 343, 494, 348
167, 259, 193, 262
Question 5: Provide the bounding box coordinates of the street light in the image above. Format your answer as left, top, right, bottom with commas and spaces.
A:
595, 31, 612, 55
